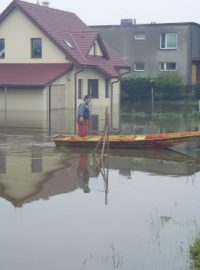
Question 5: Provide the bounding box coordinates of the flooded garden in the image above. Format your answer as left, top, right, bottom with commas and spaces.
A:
0, 101, 200, 270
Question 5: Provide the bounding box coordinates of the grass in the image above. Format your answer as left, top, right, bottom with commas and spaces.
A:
160, 216, 172, 226
190, 238, 200, 269
60, 145, 70, 159
121, 111, 200, 125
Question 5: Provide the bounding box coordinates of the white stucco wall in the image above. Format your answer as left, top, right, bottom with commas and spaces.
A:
5, 88, 43, 110
75, 68, 120, 108
0, 7, 121, 131
0, 152, 66, 204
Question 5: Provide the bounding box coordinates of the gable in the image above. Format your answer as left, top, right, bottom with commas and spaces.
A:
88, 40, 103, 56
0, 8, 68, 63
0, 0, 130, 78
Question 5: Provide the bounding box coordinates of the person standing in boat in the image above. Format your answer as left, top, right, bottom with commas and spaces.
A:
77, 154, 90, 193
77, 95, 90, 137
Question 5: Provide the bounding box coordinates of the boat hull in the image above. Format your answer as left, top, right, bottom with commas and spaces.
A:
53, 131, 200, 149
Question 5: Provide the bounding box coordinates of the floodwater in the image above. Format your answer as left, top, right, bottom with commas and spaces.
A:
1, 101, 200, 270
0, 130, 200, 270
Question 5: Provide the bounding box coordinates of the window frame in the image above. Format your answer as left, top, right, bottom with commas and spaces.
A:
134, 62, 145, 72
78, 79, 83, 99
89, 115, 99, 133
88, 79, 99, 98
159, 62, 177, 71
0, 39, 5, 59
31, 153, 42, 173
93, 42, 97, 55
134, 33, 146, 40
105, 79, 109, 98
31, 38, 42, 58
160, 33, 177, 49
0, 151, 6, 173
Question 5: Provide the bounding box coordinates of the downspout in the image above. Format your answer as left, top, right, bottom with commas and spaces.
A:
5, 86, 7, 122
111, 78, 119, 130
74, 67, 83, 134
111, 69, 130, 130
4, 86, 7, 128
189, 24, 193, 86
48, 84, 52, 136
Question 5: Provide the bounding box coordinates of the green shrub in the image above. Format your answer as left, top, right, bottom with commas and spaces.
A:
154, 72, 184, 100
121, 73, 185, 102
121, 77, 152, 102
190, 238, 200, 269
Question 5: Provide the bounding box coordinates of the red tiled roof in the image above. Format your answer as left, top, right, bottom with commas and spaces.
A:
0, 0, 130, 78
0, 63, 73, 87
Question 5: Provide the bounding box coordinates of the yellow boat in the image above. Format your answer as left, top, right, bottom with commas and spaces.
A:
53, 131, 200, 149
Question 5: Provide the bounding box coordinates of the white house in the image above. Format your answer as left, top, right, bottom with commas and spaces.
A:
0, 0, 130, 133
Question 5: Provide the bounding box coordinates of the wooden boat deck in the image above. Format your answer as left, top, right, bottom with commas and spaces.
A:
53, 131, 200, 149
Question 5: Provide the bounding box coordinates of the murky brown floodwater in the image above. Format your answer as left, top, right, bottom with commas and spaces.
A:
0, 130, 200, 270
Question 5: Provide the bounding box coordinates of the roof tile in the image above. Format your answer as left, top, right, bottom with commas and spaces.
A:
0, 63, 73, 87
0, 0, 130, 78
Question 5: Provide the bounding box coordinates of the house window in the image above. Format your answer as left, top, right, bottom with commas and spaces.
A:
0, 151, 6, 174
88, 79, 98, 98
89, 115, 99, 133
159, 62, 176, 71
0, 39, 5, 59
105, 79, 109, 98
78, 79, 83, 99
93, 42, 97, 55
134, 33, 146, 40
31, 153, 42, 172
31, 38, 42, 58
134, 62, 145, 71
160, 33, 177, 49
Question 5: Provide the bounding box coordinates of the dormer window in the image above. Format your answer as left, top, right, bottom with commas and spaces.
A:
64, 40, 74, 49
31, 38, 42, 58
92, 42, 97, 55
89, 40, 103, 56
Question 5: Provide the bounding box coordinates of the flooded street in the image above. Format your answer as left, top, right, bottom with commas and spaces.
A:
0, 129, 200, 270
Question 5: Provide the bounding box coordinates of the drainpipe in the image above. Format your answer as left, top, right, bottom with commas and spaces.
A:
48, 84, 51, 136
111, 78, 119, 130
74, 67, 83, 134
4, 86, 7, 124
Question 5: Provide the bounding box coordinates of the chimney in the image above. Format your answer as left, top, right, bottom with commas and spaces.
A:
42, 1, 49, 7
120, 19, 133, 27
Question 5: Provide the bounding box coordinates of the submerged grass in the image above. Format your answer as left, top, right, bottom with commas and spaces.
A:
60, 145, 71, 159
121, 111, 200, 126
190, 238, 200, 269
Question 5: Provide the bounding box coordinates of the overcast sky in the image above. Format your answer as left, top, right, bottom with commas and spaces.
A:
0, 0, 199, 26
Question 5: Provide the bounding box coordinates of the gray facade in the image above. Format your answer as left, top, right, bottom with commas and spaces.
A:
92, 22, 200, 85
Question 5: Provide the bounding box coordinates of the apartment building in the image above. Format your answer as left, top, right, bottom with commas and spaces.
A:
92, 20, 200, 86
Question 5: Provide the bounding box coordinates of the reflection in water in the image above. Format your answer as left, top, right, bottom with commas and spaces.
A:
0, 139, 200, 208
77, 154, 90, 193
0, 134, 200, 270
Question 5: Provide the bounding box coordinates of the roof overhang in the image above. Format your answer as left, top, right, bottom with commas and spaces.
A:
0, 63, 73, 87
192, 57, 200, 63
